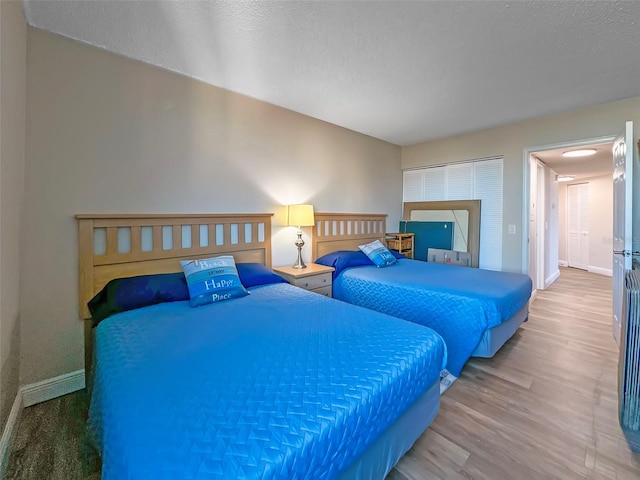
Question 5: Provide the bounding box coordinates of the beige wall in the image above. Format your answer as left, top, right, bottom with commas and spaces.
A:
0, 0, 26, 428
22, 28, 402, 384
402, 97, 640, 273
558, 174, 613, 275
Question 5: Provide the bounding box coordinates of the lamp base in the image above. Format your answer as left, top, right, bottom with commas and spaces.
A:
292, 258, 307, 269
292, 230, 307, 269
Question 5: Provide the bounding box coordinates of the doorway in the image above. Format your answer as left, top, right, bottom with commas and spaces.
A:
523, 136, 615, 289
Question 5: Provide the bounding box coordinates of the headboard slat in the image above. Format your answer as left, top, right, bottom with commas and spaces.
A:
131, 226, 142, 254
152, 226, 162, 253
190, 224, 198, 249
106, 227, 118, 256
172, 225, 181, 251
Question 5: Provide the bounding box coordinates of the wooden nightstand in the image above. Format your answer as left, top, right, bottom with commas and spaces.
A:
273, 263, 335, 297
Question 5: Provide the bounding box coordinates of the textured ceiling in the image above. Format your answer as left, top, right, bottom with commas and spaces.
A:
22, 1, 640, 146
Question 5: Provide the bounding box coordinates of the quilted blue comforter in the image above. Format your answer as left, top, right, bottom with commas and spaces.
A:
332, 259, 532, 376
88, 283, 445, 480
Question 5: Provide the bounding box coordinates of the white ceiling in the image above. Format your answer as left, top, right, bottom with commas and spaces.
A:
22, 1, 640, 146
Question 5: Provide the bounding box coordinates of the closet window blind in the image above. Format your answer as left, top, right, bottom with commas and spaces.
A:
402, 157, 503, 271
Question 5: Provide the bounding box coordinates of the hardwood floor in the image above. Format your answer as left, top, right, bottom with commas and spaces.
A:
389, 267, 640, 479
5, 267, 639, 479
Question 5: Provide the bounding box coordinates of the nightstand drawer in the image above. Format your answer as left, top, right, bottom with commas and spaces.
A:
292, 272, 332, 290
312, 285, 332, 297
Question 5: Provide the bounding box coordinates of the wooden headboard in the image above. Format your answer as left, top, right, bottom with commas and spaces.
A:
312, 213, 387, 260
76, 213, 273, 375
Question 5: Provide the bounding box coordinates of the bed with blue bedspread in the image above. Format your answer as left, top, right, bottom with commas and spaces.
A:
88, 280, 446, 479
316, 251, 532, 378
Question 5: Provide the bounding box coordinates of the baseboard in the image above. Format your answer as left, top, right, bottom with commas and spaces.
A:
530, 289, 538, 303
0, 391, 23, 477
545, 269, 561, 288
0, 370, 86, 474
588, 266, 613, 277
558, 260, 568, 267
21, 369, 85, 408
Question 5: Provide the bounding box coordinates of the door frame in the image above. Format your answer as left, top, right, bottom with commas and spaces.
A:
528, 155, 538, 290
522, 135, 616, 276
528, 157, 546, 291
536, 161, 545, 289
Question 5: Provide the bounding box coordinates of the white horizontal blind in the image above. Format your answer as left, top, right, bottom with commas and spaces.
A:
403, 170, 424, 202
446, 162, 474, 200
422, 167, 446, 201
402, 157, 503, 271
473, 159, 503, 271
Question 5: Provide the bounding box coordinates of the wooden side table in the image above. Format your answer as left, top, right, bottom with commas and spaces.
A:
385, 233, 415, 259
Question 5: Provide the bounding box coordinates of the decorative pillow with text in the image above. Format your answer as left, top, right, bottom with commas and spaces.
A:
180, 256, 248, 307
358, 240, 397, 268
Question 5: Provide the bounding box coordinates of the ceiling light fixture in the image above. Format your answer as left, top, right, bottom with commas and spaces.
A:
556, 175, 575, 182
562, 149, 596, 158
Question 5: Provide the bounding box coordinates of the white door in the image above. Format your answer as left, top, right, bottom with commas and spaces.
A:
568, 183, 589, 270
612, 121, 634, 345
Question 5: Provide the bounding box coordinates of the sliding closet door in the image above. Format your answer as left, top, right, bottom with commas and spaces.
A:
474, 159, 503, 271
403, 170, 424, 202
422, 168, 447, 201
402, 157, 503, 271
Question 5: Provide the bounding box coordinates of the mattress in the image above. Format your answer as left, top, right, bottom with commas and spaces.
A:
88, 282, 446, 480
332, 259, 532, 376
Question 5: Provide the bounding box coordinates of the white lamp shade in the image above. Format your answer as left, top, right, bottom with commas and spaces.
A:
287, 204, 315, 227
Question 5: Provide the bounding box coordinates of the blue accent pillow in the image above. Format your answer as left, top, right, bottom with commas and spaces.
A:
315, 250, 374, 277
390, 250, 406, 260
180, 256, 249, 307
236, 263, 288, 288
359, 240, 397, 267
88, 272, 189, 326
316, 250, 406, 278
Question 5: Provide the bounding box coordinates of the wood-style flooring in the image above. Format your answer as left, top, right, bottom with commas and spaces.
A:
389, 267, 640, 479
5, 267, 639, 479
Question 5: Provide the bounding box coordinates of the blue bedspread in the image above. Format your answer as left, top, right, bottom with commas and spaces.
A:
88, 283, 445, 480
332, 259, 532, 376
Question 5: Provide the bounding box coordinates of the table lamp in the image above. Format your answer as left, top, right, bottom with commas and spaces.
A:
287, 204, 315, 269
